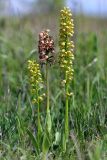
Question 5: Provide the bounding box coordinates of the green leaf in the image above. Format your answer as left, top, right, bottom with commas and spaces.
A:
47, 111, 52, 134
16, 116, 24, 138
26, 128, 39, 154
42, 132, 50, 154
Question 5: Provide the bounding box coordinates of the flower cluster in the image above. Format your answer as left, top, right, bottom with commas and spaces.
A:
59, 7, 74, 83
28, 60, 45, 103
38, 29, 55, 65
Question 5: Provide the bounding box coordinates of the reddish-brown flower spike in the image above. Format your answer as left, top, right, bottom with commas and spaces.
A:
38, 29, 55, 65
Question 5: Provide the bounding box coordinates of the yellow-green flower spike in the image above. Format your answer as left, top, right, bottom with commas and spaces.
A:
28, 60, 44, 104
59, 7, 75, 151
59, 7, 74, 83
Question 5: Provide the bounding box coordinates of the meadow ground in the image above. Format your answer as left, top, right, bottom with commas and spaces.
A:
0, 14, 107, 159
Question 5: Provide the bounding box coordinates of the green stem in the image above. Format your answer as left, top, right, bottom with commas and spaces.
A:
46, 63, 51, 134
46, 63, 49, 114
37, 99, 40, 140
64, 33, 69, 149
65, 80, 69, 141
36, 88, 41, 146
42, 63, 51, 160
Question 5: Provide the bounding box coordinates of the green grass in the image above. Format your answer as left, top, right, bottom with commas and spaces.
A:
0, 15, 107, 160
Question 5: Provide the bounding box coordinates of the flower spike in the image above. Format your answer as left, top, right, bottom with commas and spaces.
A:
59, 7, 74, 83
59, 7, 75, 151
38, 29, 55, 65
28, 60, 44, 103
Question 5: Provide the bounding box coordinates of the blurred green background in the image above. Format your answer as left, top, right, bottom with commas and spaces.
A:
0, 0, 107, 159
